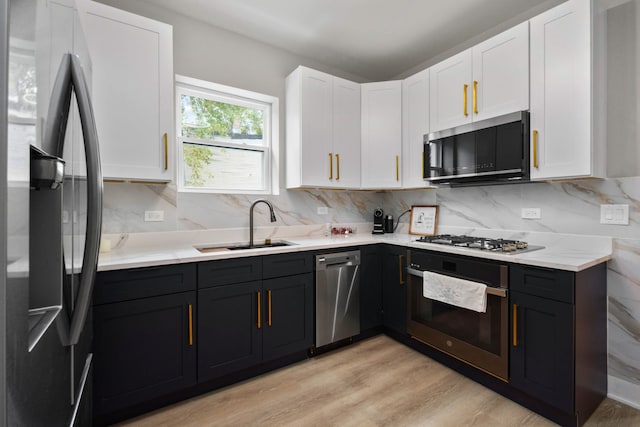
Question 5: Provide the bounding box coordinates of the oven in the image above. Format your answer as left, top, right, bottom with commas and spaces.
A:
406, 250, 509, 381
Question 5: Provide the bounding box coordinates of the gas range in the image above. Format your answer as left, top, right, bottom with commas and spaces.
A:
415, 234, 545, 255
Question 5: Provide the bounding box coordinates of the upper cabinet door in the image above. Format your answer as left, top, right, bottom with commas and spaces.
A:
297, 67, 333, 187
530, 0, 595, 180
83, 1, 173, 182
285, 66, 360, 189
361, 81, 402, 189
332, 76, 361, 188
473, 22, 529, 122
429, 50, 473, 133
402, 68, 430, 188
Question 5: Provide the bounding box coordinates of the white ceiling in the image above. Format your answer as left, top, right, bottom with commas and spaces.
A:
141, 0, 555, 81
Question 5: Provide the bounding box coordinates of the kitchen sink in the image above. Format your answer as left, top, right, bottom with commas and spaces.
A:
195, 240, 294, 253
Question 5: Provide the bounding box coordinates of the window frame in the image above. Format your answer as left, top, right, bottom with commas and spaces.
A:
175, 75, 279, 195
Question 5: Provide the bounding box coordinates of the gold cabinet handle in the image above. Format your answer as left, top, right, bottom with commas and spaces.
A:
395, 155, 399, 181
188, 303, 193, 346
267, 290, 272, 326
512, 304, 518, 347
463, 84, 469, 117
336, 154, 340, 181
329, 153, 333, 179
163, 133, 168, 170
398, 254, 405, 285
533, 130, 539, 169
473, 81, 478, 114
257, 291, 262, 329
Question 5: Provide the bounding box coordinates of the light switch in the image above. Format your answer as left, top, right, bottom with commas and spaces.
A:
600, 204, 629, 225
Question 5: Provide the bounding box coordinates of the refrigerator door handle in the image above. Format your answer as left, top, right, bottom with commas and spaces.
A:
54, 53, 103, 346
67, 54, 103, 346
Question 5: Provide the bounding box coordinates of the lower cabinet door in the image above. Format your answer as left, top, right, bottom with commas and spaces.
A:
510, 291, 574, 413
93, 291, 196, 415
262, 273, 313, 361
360, 245, 383, 331
198, 281, 262, 382
382, 245, 407, 334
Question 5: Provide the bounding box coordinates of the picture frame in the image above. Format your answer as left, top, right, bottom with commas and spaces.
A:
409, 205, 438, 236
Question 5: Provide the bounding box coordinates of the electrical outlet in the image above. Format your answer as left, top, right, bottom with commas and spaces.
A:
600, 204, 629, 225
521, 208, 541, 219
317, 206, 329, 215
144, 210, 164, 222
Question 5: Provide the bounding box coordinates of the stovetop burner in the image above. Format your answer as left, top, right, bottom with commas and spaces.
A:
415, 234, 544, 254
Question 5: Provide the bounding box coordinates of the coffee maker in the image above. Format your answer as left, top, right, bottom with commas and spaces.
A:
372, 208, 385, 234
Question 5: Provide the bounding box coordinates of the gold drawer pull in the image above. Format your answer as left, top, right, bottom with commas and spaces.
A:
473, 80, 478, 114
463, 84, 469, 117
329, 153, 333, 179
512, 304, 518, 347
257, 291, 262, 329
188, 303, 193, 346
163, 133, 168, 170
533, 130, 539, 169
268, 290, 272, 326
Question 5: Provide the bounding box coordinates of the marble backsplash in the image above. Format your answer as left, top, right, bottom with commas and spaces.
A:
102, 176, 640, 408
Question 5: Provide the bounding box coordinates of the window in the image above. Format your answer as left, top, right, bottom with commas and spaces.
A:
176, 75, 279, 194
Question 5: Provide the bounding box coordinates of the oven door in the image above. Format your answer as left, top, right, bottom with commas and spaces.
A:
406, 266, 509, 381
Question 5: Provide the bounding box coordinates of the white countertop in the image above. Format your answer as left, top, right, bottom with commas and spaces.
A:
98, 225, 612, 272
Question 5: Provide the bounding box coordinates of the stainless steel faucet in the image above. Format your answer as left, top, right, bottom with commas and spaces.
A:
249, 199, 277, 248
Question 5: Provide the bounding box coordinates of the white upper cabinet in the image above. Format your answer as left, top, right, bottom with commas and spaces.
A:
473, 21, 529, 122
402, 68, 431, 188
286, 66, 361, 189
83, 0, 174, 182
430, 22, 529, 133
361, 81, 402, 189
530, 0, 603, 180
430, 50, 472, 132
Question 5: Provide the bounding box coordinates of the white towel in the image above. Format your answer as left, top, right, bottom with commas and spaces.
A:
423, 271, 488, 313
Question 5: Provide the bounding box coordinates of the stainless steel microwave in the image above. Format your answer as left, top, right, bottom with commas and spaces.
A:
424, 111, 530, 186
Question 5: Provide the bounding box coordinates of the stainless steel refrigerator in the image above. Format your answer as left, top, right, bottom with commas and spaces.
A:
1, 0, 103, 425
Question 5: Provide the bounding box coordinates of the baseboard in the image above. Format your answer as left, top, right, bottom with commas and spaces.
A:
608, 375, 640, 410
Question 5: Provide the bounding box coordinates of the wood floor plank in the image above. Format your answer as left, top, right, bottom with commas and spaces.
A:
115, 335, 640, 427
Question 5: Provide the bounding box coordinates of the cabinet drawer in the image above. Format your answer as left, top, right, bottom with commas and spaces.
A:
510, 265, 574, 303
94, 264, 196, 305
198, 257, 262, 288
262, 252, 313, 279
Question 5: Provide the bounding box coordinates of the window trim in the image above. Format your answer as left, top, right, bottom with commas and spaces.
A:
175, 74, 279, 195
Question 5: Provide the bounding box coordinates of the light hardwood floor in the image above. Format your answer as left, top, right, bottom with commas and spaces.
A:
117, 335, 640, 427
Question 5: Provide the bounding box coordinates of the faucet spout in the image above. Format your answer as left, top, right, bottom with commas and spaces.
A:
249, 199, 277, 248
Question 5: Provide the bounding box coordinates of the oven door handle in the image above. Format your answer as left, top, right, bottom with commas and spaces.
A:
406, 268, 508, 298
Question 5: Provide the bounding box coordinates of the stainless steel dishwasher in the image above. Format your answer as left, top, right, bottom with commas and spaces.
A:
315, 250, 361, 347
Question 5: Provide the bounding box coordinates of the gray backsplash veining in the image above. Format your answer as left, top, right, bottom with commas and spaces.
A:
102, 176, 640, 407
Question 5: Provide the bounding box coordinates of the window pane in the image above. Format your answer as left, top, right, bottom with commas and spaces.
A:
180, 94, 264, 146
183, 142, 265, 190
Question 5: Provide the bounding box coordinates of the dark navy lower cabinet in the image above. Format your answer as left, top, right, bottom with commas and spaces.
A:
509, 263, 607, 426
93, 289, 197, 417
382, 245, 407, 335
197, 281, 263, 382
510, 290, 574, 413
196, 252, 314, 383
262, 273, 314, 361
360, 245, 383, 332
